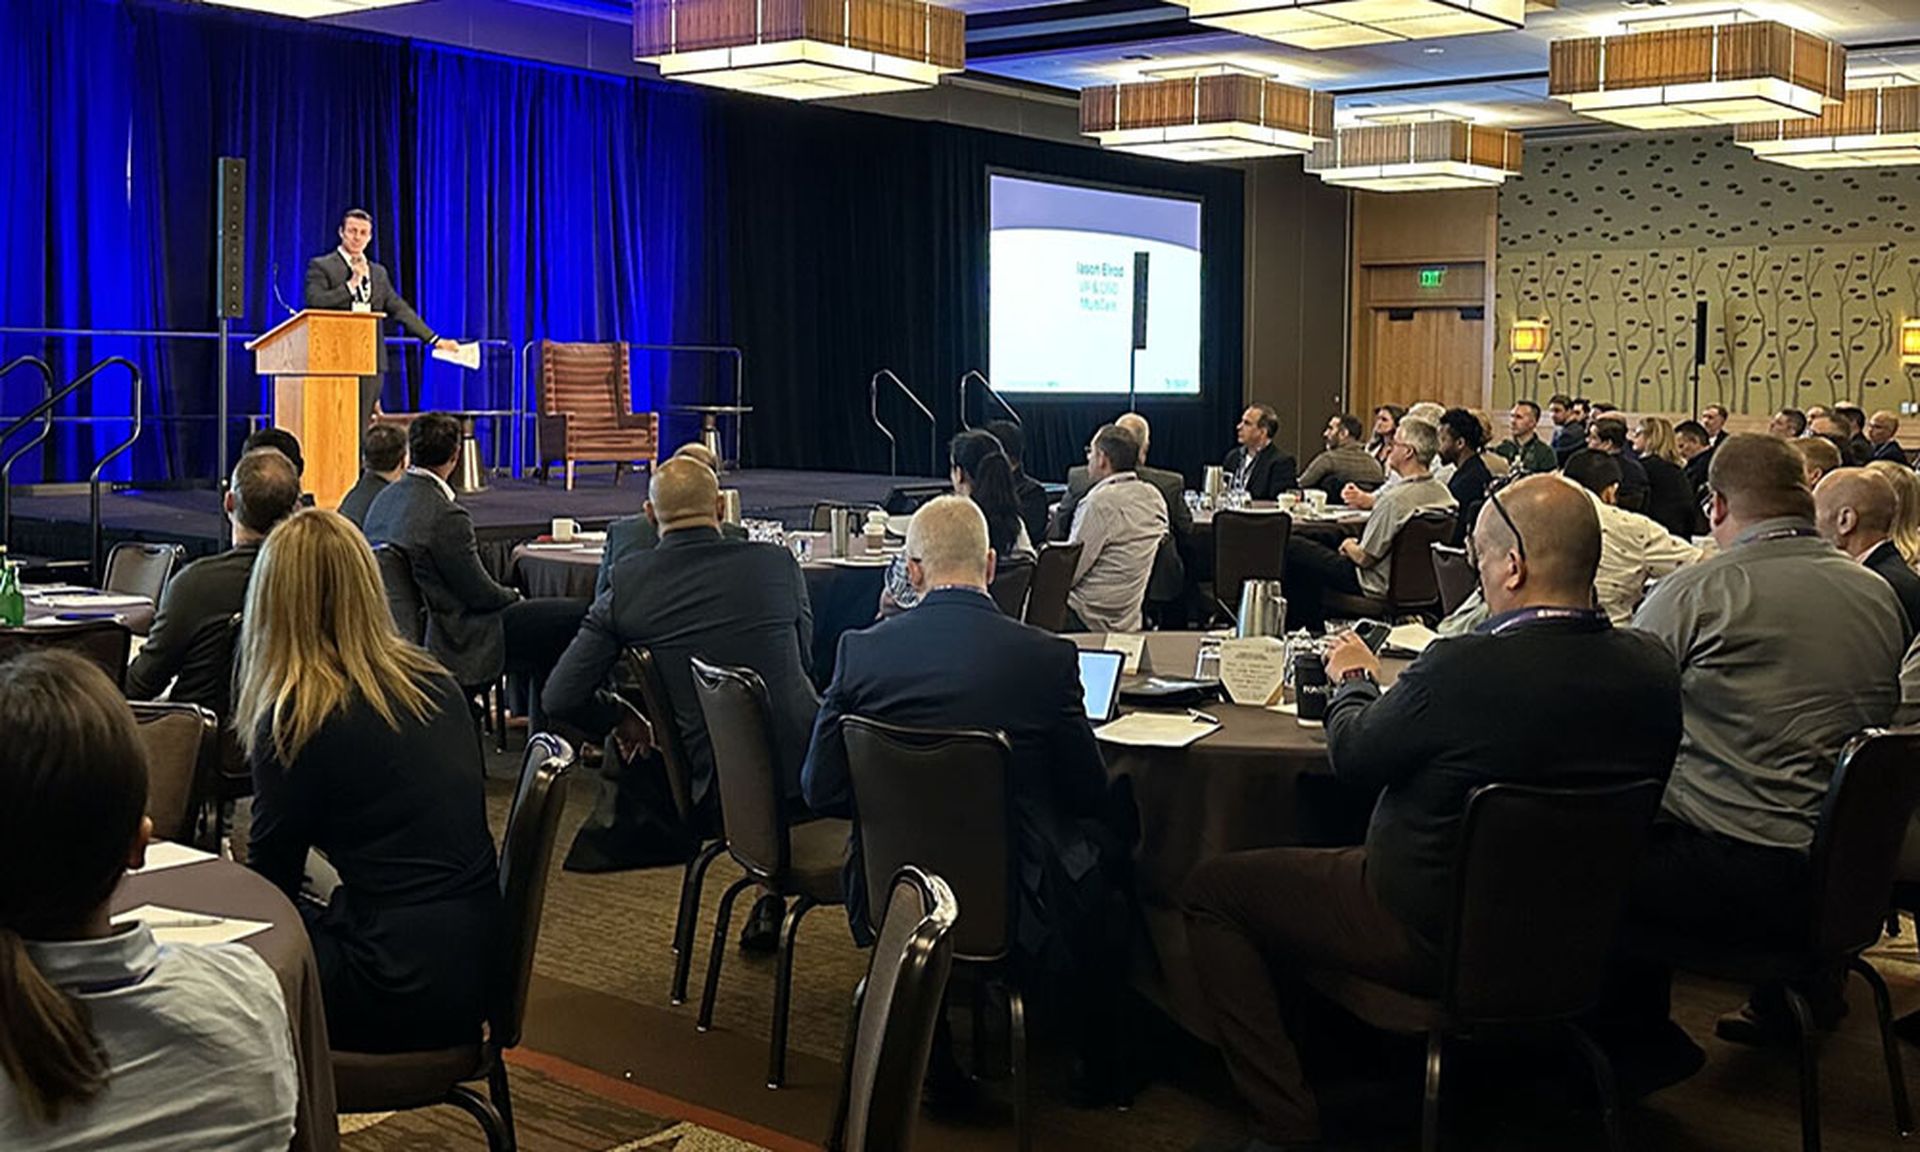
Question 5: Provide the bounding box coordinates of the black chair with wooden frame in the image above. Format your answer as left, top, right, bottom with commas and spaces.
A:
102, 539, 184, 603
129, 701, 220, 845
1429, 543, 1476, 618
0, 620, 132, 689
986, 555, 1035, 618
1322, 510, 1456, 623
1022, 542, 1082, 633
1211, 508, 1291, 624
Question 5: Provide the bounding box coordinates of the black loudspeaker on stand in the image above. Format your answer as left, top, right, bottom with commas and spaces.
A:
216, 157, 246, 318
1690, 299, 1707, 419
1128, 250, 1149, 411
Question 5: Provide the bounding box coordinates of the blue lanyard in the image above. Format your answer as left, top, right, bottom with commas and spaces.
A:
1484, 606, 1610, 635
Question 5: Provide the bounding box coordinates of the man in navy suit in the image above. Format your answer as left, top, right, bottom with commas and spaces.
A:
802, 495, 1134, 1103
304, 208, 459, 429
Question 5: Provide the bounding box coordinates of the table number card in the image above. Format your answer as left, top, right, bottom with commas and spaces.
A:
1219, 637, 1288, 707
1104, 633, 1147, 674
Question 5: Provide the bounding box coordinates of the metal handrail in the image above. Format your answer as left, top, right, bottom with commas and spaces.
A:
0, 355, 56, 550
957, 370, 1020, 430
84, 359, 143, 578
518, 339, 748, 475
870, 369, 936, 478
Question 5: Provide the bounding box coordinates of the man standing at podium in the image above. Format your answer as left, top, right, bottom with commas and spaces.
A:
303, 208, 459, 428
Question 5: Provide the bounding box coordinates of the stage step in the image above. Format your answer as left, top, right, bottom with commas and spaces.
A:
16, 557, 93, 584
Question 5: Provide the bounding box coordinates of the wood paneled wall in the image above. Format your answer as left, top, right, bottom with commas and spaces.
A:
1242, 155, 1351, 463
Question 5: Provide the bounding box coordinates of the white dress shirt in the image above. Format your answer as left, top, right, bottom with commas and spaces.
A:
407, 464, 457, 503
0, 924, 297, 1151
1583, 486, 1702, 626
1067, 472, 1167, 633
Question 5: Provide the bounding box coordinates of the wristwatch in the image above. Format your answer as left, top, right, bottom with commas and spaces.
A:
1339, 667, 1377, 687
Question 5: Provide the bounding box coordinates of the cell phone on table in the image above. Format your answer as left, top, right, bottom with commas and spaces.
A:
1354, 619, 1392, 654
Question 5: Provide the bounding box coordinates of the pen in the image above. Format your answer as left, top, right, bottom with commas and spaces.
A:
1186, 709, 1220, 725
141, 917, 227, 930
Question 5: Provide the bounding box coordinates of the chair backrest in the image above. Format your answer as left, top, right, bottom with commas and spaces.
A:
812, 503, 884, 532
1212, 509, 1292, 617
129, 701, 219, 842
986, 557, 1034, 618
1809, 730, 1920, 957
613, 646, 702, 826
0, 621, 132, 689
843, 867, 959, 1152
841, 716, 1013, 962
689, 657, 790, 881
1429, 543, 1476, 617
539, 340, 631, 419
1022, 542, 1082, 632
1385, 511, 1457, 611
371, 543, 426, 644
103, 541, 183, 601
493, 732, 574, 1052
1444, 778, 1666, 1023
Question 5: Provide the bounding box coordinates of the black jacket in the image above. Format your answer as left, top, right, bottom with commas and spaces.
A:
363, 472, 519, 687
1222, 442, 1298, 500
338, 471, 390, 529
125, 544, 258, 715
1642, 455, 1702, 538
1446, 454, 1492, 547
1012, 470, 1051, 551
1614, 451, 1650, 514
544, 527, 818, 802
1324, 613, 1683, 947
303, 251, 436, 373
1865, 540, 1920, 642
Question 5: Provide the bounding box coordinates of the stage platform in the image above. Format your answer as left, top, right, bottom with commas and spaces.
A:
7, 469, 949, 570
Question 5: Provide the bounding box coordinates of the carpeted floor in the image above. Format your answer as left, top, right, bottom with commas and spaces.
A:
393, 751, 1920, 1152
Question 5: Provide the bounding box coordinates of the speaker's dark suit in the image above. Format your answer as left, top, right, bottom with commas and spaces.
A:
304, 250, 439, 426
363, 472, 519, 688
1222, 441, 1298, 500
802, 587, 1112, 959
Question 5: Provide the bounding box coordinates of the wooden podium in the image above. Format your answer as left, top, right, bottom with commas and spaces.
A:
246, 309, 380, 510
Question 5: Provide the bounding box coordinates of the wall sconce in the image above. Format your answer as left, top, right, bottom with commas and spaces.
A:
1903, 319, 1920, 365
1511, 318, 1549, 363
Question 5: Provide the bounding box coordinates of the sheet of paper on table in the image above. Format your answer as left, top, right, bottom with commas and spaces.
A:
1093, 712, 1220, 748
129, 841, 218, 876
112, 904, 271, 946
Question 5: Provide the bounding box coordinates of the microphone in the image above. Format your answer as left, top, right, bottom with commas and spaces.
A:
270, 263, 296, 316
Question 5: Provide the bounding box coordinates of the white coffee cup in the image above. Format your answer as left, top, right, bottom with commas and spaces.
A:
1304, 490, 1328, 512
551, 517, 580, 543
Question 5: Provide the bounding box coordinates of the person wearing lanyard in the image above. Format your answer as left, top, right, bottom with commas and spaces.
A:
1183, 475, 1683, 1152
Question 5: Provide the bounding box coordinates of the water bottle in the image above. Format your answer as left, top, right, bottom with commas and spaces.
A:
0, 548, 24, 628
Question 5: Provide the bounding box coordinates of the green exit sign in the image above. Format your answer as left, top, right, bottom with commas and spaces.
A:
1418, 267, 1446, 289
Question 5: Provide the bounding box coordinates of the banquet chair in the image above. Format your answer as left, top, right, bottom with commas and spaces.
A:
535, 341, 658, 490
690, 657, 850, 1089
840, 716, 1031, 1152
1022, 542, 1082, 633
1304, 779, 1665, 1152
1212, 509, 1291, 624
827, 866, 960, 1152
1429, 543, 1476, 617
1646, 730, 1920, 1152
987, 556, 1034, 617
0, 620, 132, 689
129, 701, 220, 844
1323, 511, 1456, 623
332, 732, 575, 1152
102, 540, 184, 602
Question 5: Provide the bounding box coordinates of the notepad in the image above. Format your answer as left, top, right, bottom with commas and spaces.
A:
113, 904, 271, 946
1093, 712, 1219, 748
1383, 622, 1438, 657
129, 841, 218, 876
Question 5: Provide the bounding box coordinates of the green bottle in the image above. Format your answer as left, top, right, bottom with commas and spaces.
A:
0, 547, 24, 627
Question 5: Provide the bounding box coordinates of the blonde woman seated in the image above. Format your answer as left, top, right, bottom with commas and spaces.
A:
236, 509, 501, 1053
1865, 459, 1920, 570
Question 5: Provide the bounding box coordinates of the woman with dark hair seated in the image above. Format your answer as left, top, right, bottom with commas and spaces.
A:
880, 428, 1037, 616
0, 651, 297, 1148
236, 508, 501, 1053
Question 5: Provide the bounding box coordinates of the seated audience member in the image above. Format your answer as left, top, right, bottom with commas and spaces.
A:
1472, 409, 1511, 479
1834, 403, 1875, 464
985, 419, 1052, 550
1050, 416, 1189, 603
1549, 393, 1587, 457
1186, 475, 1682, 1152
803, 495, 1133, 1100
1805, 404, 1830, 425
1064, 424, 1167, 633
1495, 399, 1559, 475
1699, 404, 1730, 449
1297, 413, 1385, 499
545, 457, 817, 894
1286, 416, 1455, 630
338, 422, 408, 529
1224, 403, 1298, 499
1868, 459, 1920, 568
1437, 408, 1490, 546
126, 448, 301, 714
1561, 450, 1702, 627
1349, 403, 1446, 508
594, 442, 744, 598
1631, 416, 1705, 538
0, 652, 298, 1149
1815, 468, 1920, 638
1809, 412, 1864, 466
1768, 407, 1808, 438
1586, 415, 1649, 513
237, 510, 501, 1054
243, 426, 304, 478
884, 429, 1035, 615
1366, 405, 1404, 468
1675, 420, 1715, 496
1792, 435, 1842, 490
1613, 434, 1905, 1071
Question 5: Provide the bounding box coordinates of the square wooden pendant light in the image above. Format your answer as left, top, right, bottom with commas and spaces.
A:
1081, 69, 1335, 162
1184, 0, 1524, 51
1550, 16, 1844, 129
1307, 117, 1522, 191
1737, 82, 1920, 169
635, 0, 964, 101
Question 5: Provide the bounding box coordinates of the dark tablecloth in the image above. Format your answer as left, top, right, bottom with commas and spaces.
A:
512, 543, 888, 687
113, 856, 338, 1152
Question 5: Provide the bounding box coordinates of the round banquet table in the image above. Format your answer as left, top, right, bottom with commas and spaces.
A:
512, 538, 889, 687
1073, 630, 1406, 1039
113, 855, 338, 1152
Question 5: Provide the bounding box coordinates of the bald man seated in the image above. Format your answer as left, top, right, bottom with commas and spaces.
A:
594, 442, 748, 597
545, 457, 820, 894
1184, 476, 1683, 1152
1817, 468, 1920, 638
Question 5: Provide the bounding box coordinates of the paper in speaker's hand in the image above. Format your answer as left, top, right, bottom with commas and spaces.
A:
431, 341, 481, 370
